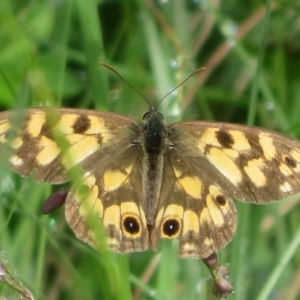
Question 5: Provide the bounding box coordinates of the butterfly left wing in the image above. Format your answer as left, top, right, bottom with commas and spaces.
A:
150, 148, 237, 259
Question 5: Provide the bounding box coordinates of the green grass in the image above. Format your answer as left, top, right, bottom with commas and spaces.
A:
1, 0, 300, 299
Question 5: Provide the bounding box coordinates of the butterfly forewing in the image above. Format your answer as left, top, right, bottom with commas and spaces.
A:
0, 108, 137, 183
170, 121, 300, 204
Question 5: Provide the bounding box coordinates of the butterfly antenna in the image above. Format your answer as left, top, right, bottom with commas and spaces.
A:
156, 67, 206, 109
100, 63, 153, 109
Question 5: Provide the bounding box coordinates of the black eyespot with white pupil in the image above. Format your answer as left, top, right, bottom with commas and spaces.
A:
123, 216, 140, 235
162, 219, 180, 237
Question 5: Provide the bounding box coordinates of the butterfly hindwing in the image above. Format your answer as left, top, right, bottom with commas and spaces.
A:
150, 148, 237, 259
65, 145, 149, 253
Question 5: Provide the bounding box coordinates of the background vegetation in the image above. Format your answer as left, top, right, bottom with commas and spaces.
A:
1, 0, 300, 299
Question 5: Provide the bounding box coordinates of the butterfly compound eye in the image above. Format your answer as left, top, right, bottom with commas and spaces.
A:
142, 112, 150, 120
158, 112, 164, 119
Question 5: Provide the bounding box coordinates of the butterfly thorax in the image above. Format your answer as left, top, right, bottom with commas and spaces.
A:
143, 110, 165, 154
142, 110, 166, 227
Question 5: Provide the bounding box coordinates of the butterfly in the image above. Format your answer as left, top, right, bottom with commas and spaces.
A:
1, 105, 300, 253
1, 105, 300, 297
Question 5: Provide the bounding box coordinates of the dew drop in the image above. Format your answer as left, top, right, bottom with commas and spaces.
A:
0, 264, 6, 276
170, 59, 179, 69
221, 20, 238, 37
266, 101, 275, 111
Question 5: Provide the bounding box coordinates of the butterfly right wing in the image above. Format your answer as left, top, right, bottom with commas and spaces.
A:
0, 108, 137, 183
65, 139, 149, 253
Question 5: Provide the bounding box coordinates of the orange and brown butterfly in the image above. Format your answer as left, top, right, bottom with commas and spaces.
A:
1, 72, 300, 297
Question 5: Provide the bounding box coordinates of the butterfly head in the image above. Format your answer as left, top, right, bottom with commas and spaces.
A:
142, 108, 165, 153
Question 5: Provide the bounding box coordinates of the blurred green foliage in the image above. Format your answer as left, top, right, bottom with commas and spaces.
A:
0, 0, 300, 299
